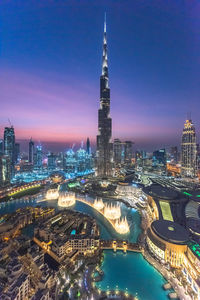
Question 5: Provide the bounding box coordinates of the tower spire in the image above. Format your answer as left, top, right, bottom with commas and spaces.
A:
102, 12, 108, 77
97, 14, 113, 177
104, 12, 106, 33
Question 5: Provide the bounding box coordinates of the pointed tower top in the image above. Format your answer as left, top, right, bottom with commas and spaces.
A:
104, 12, 106, 33
102, 13, 108, 77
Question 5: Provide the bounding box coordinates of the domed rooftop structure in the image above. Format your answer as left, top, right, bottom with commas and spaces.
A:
151, 220, 189, 245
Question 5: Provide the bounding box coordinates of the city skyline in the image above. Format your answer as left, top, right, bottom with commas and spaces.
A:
1, 1, 200, 151
0, 2, 200, 299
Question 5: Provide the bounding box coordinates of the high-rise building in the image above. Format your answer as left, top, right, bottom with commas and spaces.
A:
197, 144, 200, 169
113, 139, 123, 164
65, 149, 77, 174
29, 138, 34, 164
57, 152, 65, 169
170, 146, 178, 163
86, 137, 91, 155
124, 141, 133, 164
4, 126, 15, 164
14, 143, 20, 163
86, 152, 93, 171
77, 147, 87, 173
152, 149, 166, 169
47, 152, 56, 169
0, 139, 3, 155
4, 126, 15, 174
0, 155, 11, 187
96, 15, 113, 177
181, 119, 197, 178
141, 150, 147, 159
34, 145, 43, 169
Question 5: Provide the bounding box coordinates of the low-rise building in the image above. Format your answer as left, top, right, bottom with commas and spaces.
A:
1, 273, 30, 300
182, 242, 200, 299
34, 211, 100, 262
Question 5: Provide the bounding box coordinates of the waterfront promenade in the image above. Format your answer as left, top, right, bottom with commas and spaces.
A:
33, 237, 143, 264
0, 191, 179, 300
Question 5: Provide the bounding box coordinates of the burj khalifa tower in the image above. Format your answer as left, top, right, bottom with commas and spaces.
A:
96, 15, 113, 177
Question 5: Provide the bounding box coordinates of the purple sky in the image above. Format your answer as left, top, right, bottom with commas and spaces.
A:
1, 1, 200, 151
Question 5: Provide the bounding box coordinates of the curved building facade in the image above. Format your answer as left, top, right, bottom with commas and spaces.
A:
147, 220, 189, 267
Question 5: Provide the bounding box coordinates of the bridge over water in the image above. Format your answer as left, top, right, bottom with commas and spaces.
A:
34, 236, 143, 264
100, 239, 143, 253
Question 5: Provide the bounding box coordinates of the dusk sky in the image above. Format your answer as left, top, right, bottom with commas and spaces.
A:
1, 0, 200, 151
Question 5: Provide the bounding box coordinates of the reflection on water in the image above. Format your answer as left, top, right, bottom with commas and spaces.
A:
0, 197, 168, 299
0, 197, 141, 242
96, 250, 169, 300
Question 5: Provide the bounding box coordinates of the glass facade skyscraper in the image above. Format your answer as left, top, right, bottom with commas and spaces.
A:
181, 119, 197, 178
3, 126, 15, 174
47, 152, 56, 169
96, 16, 113, 177
29, 138, 34, 164
86, 137, 91, 155
0, 139, 3, 156
113, 139, 123, 165
34, 145, 43, 169
152, 148, 166, 171
124, 141, 133, 164
0, 155, 11, 187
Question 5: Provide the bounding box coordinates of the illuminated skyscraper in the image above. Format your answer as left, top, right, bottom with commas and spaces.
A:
29, 138, 34, 164
0, 155, 11, 187
77, 147, 87, 173
65, 149, 77, 174
47, 152, 56, 169
124, 141, 133, 164
3, 126, 15, 173
170, 146, 178, 163
113, 139, 123, 164
96, 15, 113, 177
0, 140, 3, 155
152, 148, 166, 171
34, 145, 43, 169
181, 119, 197, 178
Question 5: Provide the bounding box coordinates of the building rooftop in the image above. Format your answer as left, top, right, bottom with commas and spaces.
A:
143, 184, 180, 201
34, 210, 99, 247
151, 220, 189, 245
